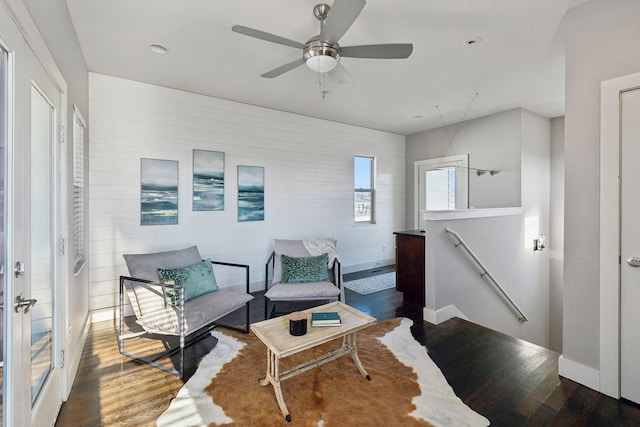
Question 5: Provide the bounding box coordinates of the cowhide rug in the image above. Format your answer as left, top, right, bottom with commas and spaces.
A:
157, 318, 490, 427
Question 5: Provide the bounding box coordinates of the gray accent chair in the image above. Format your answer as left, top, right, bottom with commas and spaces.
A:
119, 245, 253, 378
264, 238, 343, 318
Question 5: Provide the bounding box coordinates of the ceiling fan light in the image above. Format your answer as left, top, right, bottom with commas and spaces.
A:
305, 55, 338, 73
303, 37, 341, 73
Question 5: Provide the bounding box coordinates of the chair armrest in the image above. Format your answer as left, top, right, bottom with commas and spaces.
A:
120, 275, 182, 295
119, 275, 185, 309
330, 259, 342, 288
208, 260, 251, 294
120, 274, 170, 287
120, 275, 181, 293
265, 251, 275, 291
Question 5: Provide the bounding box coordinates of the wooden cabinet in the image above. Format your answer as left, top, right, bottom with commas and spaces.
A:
394, 230, 425, 307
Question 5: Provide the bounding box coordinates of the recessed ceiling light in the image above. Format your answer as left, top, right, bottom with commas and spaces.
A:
149, 44, 169, 55
412, 115, 424, 120
464, 37, 482, 46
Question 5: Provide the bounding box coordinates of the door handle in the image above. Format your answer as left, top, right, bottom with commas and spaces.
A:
14, 261, 25, 278
627, 257, 640, 267
14, 295, 37, 313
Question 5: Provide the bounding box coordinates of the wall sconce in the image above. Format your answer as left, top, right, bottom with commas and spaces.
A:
534, 235, 545, 252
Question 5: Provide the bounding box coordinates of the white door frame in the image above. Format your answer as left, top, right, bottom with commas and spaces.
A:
599, 71, 640, 399
1, 0, 68, 424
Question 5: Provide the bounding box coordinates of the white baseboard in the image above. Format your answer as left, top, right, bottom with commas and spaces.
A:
64, 314, 91, 400
91, 307, 119, 323
423, 304, 468, 324
558, 355, 600, 392
342, 259, 395, 274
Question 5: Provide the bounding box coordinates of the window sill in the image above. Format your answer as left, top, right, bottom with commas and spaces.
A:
421, 207, 523, 221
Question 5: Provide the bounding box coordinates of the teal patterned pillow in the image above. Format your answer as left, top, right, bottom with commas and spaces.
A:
281, 253, 329, 283
158, 259, 218, 307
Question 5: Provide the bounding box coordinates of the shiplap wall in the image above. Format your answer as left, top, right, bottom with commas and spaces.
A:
88, 73, 405, 314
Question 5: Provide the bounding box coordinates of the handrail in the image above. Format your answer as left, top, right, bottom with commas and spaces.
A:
444, 227, 529, 323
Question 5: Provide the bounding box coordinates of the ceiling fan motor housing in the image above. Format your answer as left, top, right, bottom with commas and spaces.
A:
303, 36, 341, 73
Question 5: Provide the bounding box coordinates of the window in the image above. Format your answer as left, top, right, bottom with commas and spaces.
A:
354, 156, 375, 223
72, 106, 87, 274
415, 154, 468, 227
426, 167, 456, 210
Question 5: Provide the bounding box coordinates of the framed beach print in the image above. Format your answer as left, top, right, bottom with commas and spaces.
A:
237, 165, 264, 222
193, 149, 224, 211
140, 158, 178, 225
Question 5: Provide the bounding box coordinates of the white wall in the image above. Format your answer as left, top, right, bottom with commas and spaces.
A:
405, 108, 523, 227
562, 0, 640, 377
88, 73, 405, 315
549, 117, 564, 353
521, 109, 552, 347
421, 109, 553, 348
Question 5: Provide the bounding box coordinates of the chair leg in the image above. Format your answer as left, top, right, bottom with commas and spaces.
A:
245, 300, 250, 333
214, 301, 252, 334
120, 304, 251, 378
265, 299, 277, 319
265, 298, 276, 319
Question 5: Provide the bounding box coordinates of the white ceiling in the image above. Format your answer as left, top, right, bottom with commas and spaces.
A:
65, 0, 589, 135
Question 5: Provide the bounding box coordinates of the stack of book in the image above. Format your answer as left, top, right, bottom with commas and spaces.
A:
311, 311, 342, 327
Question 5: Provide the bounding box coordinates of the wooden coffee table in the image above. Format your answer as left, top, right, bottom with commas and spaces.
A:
250, 301, 377, 422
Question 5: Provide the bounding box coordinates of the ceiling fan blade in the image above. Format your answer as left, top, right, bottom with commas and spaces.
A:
328, 62, 352, 86
341, 43, 414, 59
320, 0, 366, 43
261, 58, 305, 78
232, 25, 305, 50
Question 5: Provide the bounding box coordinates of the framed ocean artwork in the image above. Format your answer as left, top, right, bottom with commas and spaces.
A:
193, 149, 224, 211
237, 165, 264, 222
140, 158, 178, 225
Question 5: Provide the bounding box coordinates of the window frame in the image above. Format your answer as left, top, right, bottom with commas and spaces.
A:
72, 105, 87, 274
414, 154, 469, 228
354, 155, 376, 224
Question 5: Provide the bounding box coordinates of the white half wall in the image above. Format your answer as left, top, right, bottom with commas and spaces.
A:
405, 108, 523, 227
409, 107, 552, 349
88, 73, 405, 314
425, 212, 550, 348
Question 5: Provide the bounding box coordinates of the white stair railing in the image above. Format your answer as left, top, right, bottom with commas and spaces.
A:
445, 227, 529, 323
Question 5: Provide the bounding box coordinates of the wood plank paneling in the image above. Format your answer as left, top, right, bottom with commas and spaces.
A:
88, 73, 405, 313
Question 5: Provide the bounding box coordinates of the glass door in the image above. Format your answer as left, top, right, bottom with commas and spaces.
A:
29, 85, 55, 409
0, 5, 66, 423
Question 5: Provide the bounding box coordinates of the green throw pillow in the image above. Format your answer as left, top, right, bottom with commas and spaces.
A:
281, 253, 329, 283
158, 259, 218, 307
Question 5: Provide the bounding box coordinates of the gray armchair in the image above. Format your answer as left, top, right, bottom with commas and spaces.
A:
119, 245, 253, 378
264, 238, 343, 318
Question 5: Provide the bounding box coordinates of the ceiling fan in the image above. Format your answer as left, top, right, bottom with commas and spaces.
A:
232, 0, 413, 85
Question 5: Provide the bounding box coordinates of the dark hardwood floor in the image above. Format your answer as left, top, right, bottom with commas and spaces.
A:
55, 268, 640, 426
